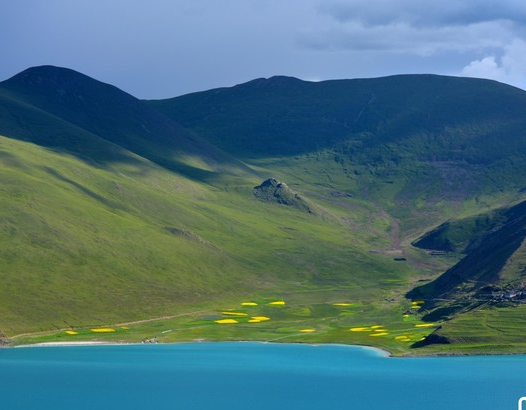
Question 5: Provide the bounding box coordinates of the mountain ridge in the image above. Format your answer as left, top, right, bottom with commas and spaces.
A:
149, 71, 526, 228
0, 65, 254, 179
148, 73, 526, 158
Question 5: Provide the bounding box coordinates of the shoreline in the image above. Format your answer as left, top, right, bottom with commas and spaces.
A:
9, 339, 392, 356
14, 341, 118, 348
7, 339, 526, 358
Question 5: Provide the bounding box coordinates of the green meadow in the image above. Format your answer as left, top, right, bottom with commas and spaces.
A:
11, 292, 438, 356
0, 135, 413, 338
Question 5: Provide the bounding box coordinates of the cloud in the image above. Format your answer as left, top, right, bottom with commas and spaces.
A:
462, 56, 507, 83
299, 20, 510, 56
307, 0, 525, 56
462, 39, 526, 88
300, 0, 526, 90
317, 0, 526, 27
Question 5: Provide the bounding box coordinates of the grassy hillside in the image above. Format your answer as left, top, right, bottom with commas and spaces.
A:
0, 135, 234, 332
411, 209, 507, 253
3, 66, 526, 353
148, 75, 526, 352
0, 134, 415, 337
407, 199, 526, 321
149, 74, 526, 231
409, 304, 526, 356
0, 66, 253, 181
149, 75, 526, 158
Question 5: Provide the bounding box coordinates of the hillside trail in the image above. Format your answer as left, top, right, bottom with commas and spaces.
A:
390, 217, 401, 250
9, 310, 211, 341
379, 208, 401, 251
114, 310, 211, 327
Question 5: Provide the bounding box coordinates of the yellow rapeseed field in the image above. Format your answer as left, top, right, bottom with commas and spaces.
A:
222, 312, 248, 316
215, 319, 239, 324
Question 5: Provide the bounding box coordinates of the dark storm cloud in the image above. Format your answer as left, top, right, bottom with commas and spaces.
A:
298, 21, 507, 55
317, 0, 526, 27
307, 0, 523, 54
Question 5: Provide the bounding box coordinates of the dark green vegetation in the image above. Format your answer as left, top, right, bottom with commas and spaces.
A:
409, 199, 526, 322
2, 65, 526, 354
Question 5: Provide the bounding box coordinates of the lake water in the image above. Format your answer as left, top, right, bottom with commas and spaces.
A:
0, 342, 525, 409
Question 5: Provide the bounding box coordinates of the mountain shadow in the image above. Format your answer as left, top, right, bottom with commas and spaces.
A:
408, 200, 526, 318
0, 65, 251, 179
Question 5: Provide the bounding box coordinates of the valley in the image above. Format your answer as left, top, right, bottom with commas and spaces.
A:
2, 66, 526, 354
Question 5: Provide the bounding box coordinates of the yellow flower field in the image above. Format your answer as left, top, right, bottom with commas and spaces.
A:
215, 319, 239, 324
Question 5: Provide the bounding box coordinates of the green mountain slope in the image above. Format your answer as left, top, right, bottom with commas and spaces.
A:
0, 65, 252, 181
148, 75, 526, 352
149, 74, 526, 165
3, 66, 526, 353
409, 200, 526, 315
1, 133, 415, 336
0, 67, 415, 339
149, 75, 526, 228
0, 134, 238, 332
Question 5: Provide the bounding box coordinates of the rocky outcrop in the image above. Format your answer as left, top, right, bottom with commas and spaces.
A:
253, 178, 313, 213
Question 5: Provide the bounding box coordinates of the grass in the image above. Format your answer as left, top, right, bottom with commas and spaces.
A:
411, 304, 526, 355
3, 68, 526, 355
0, 134, 419, 337
11, 290, 439, 356
0, 135, 242, 333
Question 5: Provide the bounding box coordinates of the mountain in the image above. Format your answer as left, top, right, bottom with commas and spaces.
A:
148, 74, 526, 169
0, 65, 251, 180
2, 66, 526, 353
148, 75, 526, 352
149, 74, 526, 158
0, 66, 412, 339
148, 75, 526, 227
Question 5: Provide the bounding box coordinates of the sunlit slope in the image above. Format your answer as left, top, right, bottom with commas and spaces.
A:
0, 135, 410, 335
0, 135, 238, 333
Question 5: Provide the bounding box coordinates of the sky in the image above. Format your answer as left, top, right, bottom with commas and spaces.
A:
2, 0, 526, 99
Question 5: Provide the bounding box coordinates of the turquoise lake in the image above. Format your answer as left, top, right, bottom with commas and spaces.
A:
0, 342, 525, 409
